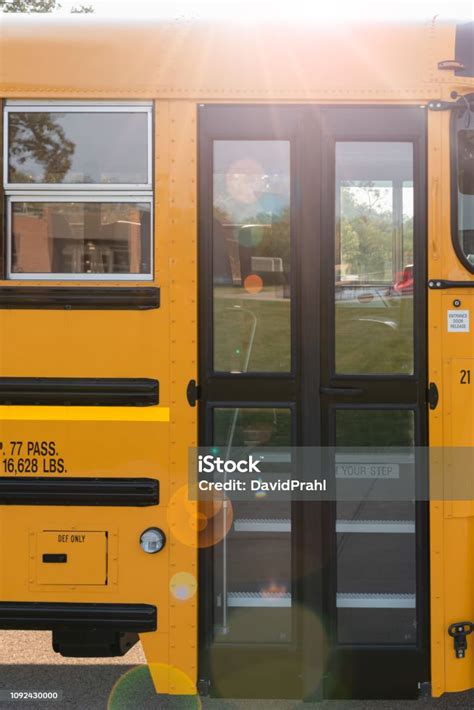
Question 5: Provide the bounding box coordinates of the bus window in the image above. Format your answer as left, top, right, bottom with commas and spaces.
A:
4, 102, 153, 280
6, 108, 151, 187
9, 200, 152, 278
454, 101, 474, 269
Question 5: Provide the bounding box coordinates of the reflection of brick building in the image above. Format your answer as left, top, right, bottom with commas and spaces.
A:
12, 206, 143, 275
12, 213, 52, 273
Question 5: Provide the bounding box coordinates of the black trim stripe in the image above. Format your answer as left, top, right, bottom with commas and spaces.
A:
455, 21, 474, 77
429, 279, 474, 289
0, 603, 157, 631
0, 477, 159, 506
0, 287, 160, 310
0, 377, 158, 406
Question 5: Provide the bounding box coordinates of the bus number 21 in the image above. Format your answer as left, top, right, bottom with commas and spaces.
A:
460, 369, 471, 385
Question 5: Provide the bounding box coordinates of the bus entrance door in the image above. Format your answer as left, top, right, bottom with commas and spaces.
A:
199, 104, 428, 699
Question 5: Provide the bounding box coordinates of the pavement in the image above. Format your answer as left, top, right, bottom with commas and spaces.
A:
2, 633, 474, 709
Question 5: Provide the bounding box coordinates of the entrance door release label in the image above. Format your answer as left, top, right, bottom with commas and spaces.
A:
448, 310, 470, 332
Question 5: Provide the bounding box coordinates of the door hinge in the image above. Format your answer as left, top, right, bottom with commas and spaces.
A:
428, 382, 439, 410
448, 621, 474, 658
186, 379, 200, 407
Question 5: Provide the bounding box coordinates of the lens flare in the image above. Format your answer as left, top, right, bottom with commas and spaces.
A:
209, 603, 329, 697
238, 224, 266, 247
244, 273, 264, 294
170, 571, 198, 601
107, 664, 201, 709
168, 485, 234, 548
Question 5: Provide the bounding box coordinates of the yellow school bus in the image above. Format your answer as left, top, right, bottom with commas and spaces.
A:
0, 11, 473, 701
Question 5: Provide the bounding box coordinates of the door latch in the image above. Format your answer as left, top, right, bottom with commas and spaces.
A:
448, 621, 474, 658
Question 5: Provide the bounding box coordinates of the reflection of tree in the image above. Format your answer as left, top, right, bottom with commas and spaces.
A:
214, 204, 291, 272
1, 0, 93, 12
214, 206, 230, 224
253, 207, 290, 270
9, 113, 75, 183
339, 185, 390, 280
1, 0, 58, 9
339, 183, 413, 281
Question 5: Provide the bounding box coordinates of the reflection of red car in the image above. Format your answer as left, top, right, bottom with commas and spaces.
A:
392, 264, 413, 294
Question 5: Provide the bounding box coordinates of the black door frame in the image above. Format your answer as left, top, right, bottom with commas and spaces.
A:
197, 104, 429, 700
198, 105, 309, 700
319, 106, 429, 699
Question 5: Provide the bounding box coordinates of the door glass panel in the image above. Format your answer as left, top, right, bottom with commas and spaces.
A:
335, 410, 416, 645
213, 141, 291, 372
335, 142, 414, 374
212, 407, 292, 644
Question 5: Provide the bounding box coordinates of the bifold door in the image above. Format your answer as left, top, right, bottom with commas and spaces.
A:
198, 104, 428, 699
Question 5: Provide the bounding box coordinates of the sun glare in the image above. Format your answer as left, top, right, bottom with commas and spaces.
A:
57, 0, 473, 22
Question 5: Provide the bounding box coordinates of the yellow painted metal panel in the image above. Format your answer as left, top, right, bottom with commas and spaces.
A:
140, 100, 198, 696
0, 310, 163, 379
429, 103, 474, 696
0, 506, 170, 612
34, 531, 107, 586
1, 16, 472, 102
0, 421, 168, 484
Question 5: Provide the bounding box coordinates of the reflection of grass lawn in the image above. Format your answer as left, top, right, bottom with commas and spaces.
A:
336, 298, 413, 374
214, 290, 291, 372
213, 289, 413, 375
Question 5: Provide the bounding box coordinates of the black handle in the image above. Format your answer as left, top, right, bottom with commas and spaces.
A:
320, 387, 363, 397
42, 554, 67, 564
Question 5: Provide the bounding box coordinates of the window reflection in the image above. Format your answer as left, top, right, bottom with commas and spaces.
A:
8, 111, 149, 185
10, 201, 151, 277
456, 111, 474, 265
335, 142, 414, 375
213, 141, 291, 372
